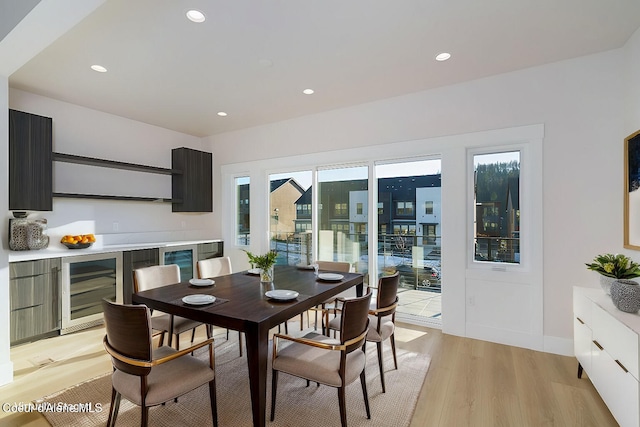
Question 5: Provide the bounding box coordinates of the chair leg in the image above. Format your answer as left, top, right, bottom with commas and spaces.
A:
106, 388, 121, 427
377, 341, 386, 393
284, 321, 288, 334
175, 334, 180, 351
337, 386, 347, 427
226, 328, 230, 340
238, 331, 243, 357
299, 313, 305, 330
191, 328, 196, 343
360, 369, 371, 419
390, 334, 398, 370
142, 405, 149, 427
270, 370, 279, 421
209, 379, 218, 427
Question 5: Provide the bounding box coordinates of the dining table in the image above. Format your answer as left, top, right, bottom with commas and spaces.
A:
131, 264, 364, 427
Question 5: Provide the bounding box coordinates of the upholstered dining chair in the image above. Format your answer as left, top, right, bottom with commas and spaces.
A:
196, 256, 244, 357
270, 291, 372, 427
328, 272, 399, 393
312, 261, 352, 332
133, 264, 209, 350
102, 299, 218, 427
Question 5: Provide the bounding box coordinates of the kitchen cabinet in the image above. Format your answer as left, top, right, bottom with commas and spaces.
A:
574, 287, 640, 427
171, 147, 213, 212
10, 259, 60, 345
122, 248, 159, 304
197, 241, 224, 261
9, 109, 53, 212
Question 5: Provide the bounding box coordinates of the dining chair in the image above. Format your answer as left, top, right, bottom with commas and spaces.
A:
102, 299, 218, 427
313, 261, 352, 332
196, 256, 244, 357
328, 272, 399, 393
133, 264, 209, 350
270, 291, 372, 427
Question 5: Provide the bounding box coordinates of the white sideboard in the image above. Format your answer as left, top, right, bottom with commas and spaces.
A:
574, 286, 640, 427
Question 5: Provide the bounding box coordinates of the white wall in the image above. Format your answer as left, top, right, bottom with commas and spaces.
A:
9, 89, 216, 245
208, 46, 629, 354
0, 76, 13, 386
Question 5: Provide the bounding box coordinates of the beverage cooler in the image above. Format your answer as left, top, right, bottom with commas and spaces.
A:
61, 252, 123, 334
159, 244, 197, 282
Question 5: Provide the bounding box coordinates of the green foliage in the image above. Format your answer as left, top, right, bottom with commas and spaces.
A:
475, 160, 519, 202
244, 250, 278, 270
585, 253, 640, 279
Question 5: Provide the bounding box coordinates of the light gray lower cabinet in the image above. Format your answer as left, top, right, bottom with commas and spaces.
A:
10, 258, 61, 345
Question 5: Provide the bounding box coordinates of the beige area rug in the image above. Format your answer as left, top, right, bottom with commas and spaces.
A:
38, 328, 430, 427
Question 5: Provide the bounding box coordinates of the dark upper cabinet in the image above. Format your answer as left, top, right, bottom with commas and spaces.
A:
171, 147, 212, 212
9, 109, 53, 211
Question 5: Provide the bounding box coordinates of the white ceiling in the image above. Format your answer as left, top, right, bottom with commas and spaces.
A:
8, 0, 640, 137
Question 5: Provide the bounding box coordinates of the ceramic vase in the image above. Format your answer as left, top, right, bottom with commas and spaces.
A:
610, 279, 640, 313
599, 275, 617, 296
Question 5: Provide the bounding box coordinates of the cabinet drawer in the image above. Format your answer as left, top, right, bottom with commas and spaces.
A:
573, 288, 592, 326
592, 303, 640, 380
574, 317, 592, 373
590, 343, 640, 427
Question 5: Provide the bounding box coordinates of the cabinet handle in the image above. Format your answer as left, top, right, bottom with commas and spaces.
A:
576, 317, 585, 324
615, 359, 629, 373
593, 340, 604, 350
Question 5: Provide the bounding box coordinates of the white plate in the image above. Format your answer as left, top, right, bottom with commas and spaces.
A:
317, 273, 344, 281
296, 263, 315, 270
247, 268, 261, 275
265, 290, 299, 301
189, 278, 214, 287
182, 294, 216, 305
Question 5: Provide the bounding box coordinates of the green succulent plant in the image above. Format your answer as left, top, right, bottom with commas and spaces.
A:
585, 253, 640, 279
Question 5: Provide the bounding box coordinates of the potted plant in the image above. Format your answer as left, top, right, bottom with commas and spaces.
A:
585, 253, 640, 295
244, 250, 278, 283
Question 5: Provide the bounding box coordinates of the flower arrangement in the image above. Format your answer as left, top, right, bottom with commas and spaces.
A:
585, 253, 640, 279
244, 250, 278, 270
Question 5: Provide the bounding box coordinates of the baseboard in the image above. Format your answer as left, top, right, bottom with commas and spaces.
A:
543, 335, 574, 356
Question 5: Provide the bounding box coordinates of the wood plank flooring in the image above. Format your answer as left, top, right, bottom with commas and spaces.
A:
0, 322, 618, 427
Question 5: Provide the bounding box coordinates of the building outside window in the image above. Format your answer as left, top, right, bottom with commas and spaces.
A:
425, 201, 433, 215
235, 176, 250, 245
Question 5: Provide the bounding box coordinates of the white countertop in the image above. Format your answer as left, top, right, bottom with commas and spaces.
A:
8, 239, 223, 262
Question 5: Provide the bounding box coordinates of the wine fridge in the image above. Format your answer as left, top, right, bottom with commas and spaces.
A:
61, 252, 123, 334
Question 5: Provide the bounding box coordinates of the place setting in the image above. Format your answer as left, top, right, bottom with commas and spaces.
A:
188, 278, 215, 287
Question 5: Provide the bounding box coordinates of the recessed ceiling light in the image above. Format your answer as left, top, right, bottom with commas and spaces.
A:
90, 65, 107, 72
186, 10, 205, 23
302, 89, 314, 95
435, 52, 451, 62
217, 112, 228, 117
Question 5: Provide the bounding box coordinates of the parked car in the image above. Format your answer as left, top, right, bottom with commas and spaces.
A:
394, 264, 441, 292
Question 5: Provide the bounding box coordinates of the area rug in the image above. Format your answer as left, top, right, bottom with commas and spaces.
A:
38, 328, 430, 427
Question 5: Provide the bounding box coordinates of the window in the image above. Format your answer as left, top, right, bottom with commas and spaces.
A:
269, 171, 312, 266
356, 202, 363, 215
318, 166, 368, 274
378, 202, 384, 215
334, 203, 348, 215
396, 201, 414, 215
235, 176, 250, 245
425, 201, 433, 215
473, 151, 520, 263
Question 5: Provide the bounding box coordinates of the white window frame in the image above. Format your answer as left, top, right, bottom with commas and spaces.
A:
466, 145, 529, 272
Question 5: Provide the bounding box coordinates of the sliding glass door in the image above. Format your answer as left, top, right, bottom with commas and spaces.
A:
376, 159, 442, 324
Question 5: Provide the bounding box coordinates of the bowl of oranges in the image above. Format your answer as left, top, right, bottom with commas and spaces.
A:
60, 234, 96, 249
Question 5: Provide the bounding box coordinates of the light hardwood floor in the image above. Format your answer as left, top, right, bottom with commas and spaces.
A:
0, 322, 617, 427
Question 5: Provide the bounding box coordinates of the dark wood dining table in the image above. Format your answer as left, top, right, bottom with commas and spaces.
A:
131, 265, 364, 427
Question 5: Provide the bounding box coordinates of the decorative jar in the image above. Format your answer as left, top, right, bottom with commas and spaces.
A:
610, 279, 640, 313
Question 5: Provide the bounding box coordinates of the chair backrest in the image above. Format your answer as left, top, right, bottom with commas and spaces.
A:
133, 264, 181, 293
316, 261, 351, 273
102, 299, 153, 376
340, 290, 372, 353
197, 256, 232, 279
376, 272, 399, 316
